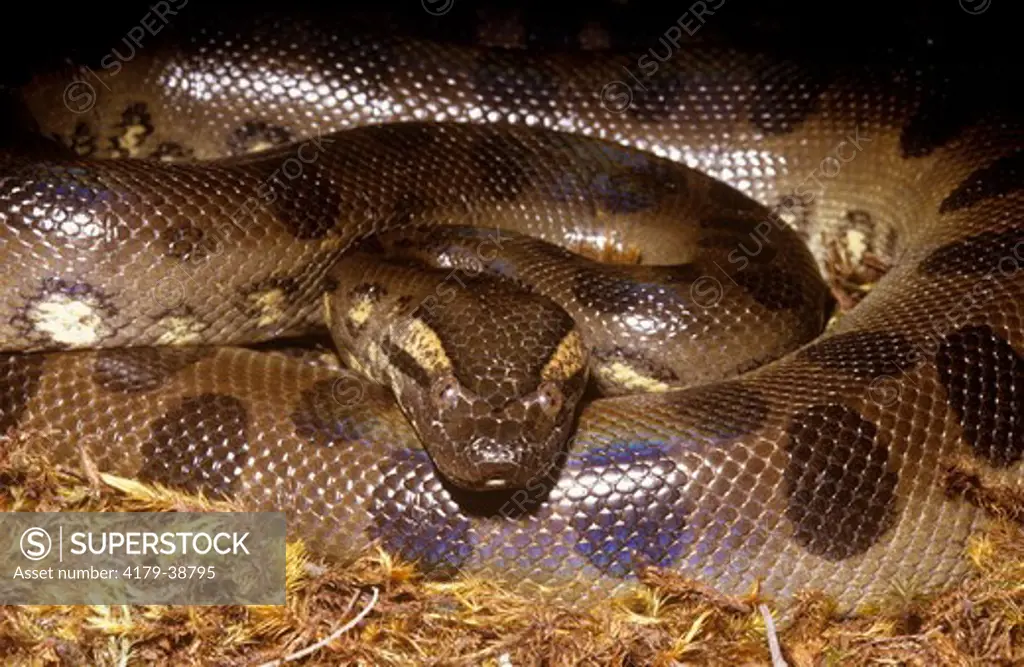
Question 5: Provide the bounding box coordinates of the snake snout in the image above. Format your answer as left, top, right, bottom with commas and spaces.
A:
426, 426, 567, 492
468, 441, 523, 490
460, 435, 552, 491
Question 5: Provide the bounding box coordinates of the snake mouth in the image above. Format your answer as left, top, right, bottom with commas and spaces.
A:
428, 442, 565, 491
428, 437, 552, 491
465, 442, 527, 489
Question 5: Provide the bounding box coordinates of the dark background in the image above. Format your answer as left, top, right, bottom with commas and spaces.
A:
0, 0, 1016, 80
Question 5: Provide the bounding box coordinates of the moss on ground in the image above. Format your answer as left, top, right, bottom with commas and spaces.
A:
1, 430, 1022, 666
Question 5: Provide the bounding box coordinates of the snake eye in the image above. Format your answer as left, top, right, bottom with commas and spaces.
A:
431, 375, 461, 410
534, 381, 564, 418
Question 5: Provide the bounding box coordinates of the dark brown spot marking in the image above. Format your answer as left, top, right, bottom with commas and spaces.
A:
351, 282, 387, 302
734, 266, 806, 311
936, 325, 1023, 467
120, 102, 151, 128
322, 273, 340, 295
0, 354, 45, 433
783, 403, 899, 560
700, 214, 783, 266
845, 209, 872, 226
381, 336, 433, 388
139, 393, 249, 496
69, 121, 96, 157
250, 151, 343, 240
799, 330, 918, 378
227, 121, 294, 156
91, 348, 212, 394
589, 171, 663, 214
920, 228, 1023, 277
382, 191, 435, 228
900, 78, 980, 158
371, 122, 447, 159
940, 150, 1024, 213
667, 383, 770, 442
558, 138, 679, 191
290, 378, 373, 447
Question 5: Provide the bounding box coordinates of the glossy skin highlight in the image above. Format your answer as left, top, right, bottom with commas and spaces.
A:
0, 10, 1021, 617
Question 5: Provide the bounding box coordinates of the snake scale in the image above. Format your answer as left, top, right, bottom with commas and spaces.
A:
0, 7, 1022, 615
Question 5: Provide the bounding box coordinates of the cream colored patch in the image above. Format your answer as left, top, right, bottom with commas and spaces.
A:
540, 330, 586, 381
117, 124, 149, 157
323, 293, 333, 324
316, 352, 342, 371
825, 309, 846, 331
845, 228, 868, 262
341, 349, 369, 377
26, 294, 108, 346
346, 294, 376, 329
248, 288, 287, 327
367, 341, 389, 376
596, 361, 672, 393
247, 140, 278, 153
396, 318, 452, 373
155, 316, 204, 345
341, 342, 389, 385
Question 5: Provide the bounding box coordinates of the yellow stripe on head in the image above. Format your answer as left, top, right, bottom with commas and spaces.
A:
540, 329, 586, 381
396, 318, 452, 373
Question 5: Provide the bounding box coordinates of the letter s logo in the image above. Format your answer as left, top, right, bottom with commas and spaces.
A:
20, 528, 52, 561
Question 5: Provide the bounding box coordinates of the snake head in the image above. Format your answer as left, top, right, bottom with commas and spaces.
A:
384, 285, 589, 492
326, 255, 591, 491
415, 369, 587, 490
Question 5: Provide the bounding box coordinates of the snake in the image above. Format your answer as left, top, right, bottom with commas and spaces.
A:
0, 8, 1022, 615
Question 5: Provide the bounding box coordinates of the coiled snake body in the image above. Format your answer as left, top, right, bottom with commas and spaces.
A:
1, 12, 1022, 613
